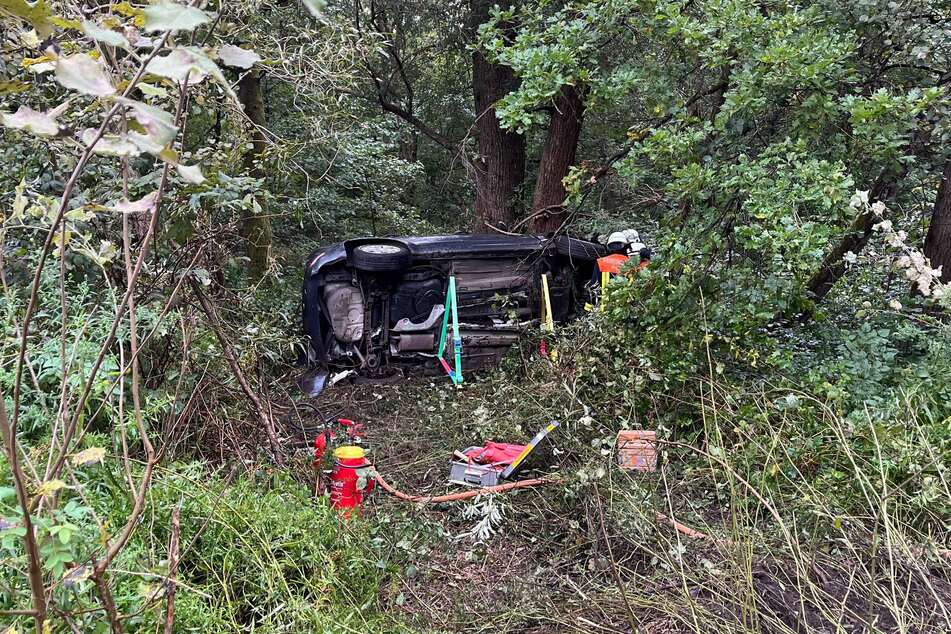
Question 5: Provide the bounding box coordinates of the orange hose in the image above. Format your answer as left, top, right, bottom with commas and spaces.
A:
654, 512, 709, 539
374, 473, 554, 503
374, 474, 708, 539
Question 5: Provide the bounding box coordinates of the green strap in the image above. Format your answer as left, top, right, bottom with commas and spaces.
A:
437, 276, 463, 384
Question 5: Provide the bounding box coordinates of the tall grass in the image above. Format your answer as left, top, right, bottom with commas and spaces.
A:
597, 377, 950, 633
444, 313, 951, 632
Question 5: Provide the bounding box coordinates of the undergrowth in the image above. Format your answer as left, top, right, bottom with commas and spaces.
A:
407, 276, 951, 631
1, 460, 409, 632
4, 252, 948, 632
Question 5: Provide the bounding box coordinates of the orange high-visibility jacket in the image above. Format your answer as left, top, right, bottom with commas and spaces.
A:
597, 253, 630, 275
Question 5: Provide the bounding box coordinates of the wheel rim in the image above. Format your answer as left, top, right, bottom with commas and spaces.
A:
359, 244, 404, 256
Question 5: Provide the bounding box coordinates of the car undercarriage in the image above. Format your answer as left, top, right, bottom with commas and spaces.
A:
301, 234, 606, 382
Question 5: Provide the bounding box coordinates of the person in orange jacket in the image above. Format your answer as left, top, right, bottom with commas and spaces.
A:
587, 232, 652, 313
593, 230, 650, 287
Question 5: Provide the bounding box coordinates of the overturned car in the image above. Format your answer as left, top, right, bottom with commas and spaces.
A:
301, 234, 607, 379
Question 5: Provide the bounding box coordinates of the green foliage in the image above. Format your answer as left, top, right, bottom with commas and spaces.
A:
131, 467, 395, 632
1, 462, 404, 632
291, 120, 433, 239
559, 272, 951, 524
2, 271, 114, 435
479, 0, 631, 131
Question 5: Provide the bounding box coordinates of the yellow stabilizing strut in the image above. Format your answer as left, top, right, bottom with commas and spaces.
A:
540, 273, 558, 362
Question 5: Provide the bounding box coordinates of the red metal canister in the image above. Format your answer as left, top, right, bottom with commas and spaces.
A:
329, 446, 374, 514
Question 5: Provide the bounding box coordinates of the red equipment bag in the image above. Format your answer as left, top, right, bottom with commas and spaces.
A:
463, 441, 526, 465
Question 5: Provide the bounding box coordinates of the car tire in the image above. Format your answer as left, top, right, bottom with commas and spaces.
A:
351, 242, 411, 273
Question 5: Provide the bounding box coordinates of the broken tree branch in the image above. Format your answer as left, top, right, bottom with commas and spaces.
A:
804, 172, 903, 307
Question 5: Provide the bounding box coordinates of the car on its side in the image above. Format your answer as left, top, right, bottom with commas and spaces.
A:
301, 234, 606, 384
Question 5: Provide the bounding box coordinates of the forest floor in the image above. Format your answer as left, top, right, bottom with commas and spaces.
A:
289, 373, 689, 633
302, 377, 640, 632
290, 372, 951, 633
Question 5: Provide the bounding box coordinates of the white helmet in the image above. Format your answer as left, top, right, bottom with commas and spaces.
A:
607, 229, 642, 254
606, 231, 628, 252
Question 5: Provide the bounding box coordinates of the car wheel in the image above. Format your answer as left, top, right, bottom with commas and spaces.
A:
351, 242, 412, 273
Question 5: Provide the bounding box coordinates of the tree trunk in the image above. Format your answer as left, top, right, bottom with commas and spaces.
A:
398, 129, 418, 163
923, 162, 951, 284
470, 0, 526, 232
237, 70, 272, 281
396, 129, 419, 205
531, 85, 586, 234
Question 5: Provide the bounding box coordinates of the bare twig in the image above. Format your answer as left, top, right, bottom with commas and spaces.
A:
92, 563, 123, 634
0, 397, 46, 632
